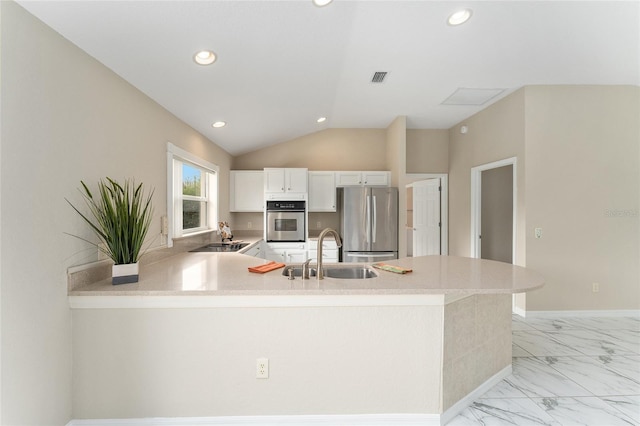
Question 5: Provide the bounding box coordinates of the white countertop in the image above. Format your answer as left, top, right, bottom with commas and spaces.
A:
68, 240, 544, 308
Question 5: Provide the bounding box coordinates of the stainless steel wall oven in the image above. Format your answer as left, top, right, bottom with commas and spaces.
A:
265, 200, 306, 242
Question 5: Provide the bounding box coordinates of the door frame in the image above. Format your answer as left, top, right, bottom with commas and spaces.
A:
470, 158, 517, 263
405, 174, 448, 255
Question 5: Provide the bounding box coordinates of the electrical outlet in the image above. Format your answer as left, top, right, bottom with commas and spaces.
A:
256, 358, 269, 379
592, 282, 600, 293
535, 228, 542, 239
316, 221, 322, 229
247, 221, 252, 229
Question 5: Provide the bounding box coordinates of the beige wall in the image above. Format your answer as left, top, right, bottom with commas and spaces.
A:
73, 306, 443, 418
232, 128, 387, 170
72, 296, 513, 419
231, 128, 388, 232
443, 294, 511, 410
448, 89, 527, 266
524, 86, 639, 311
1, 2, 232, 423
449, 85, 639, 312
406, 129, 449, 174
386, 116, 406, 188
386, 117, 408, 256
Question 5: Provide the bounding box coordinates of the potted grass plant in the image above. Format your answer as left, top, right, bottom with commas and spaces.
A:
67, 178, 154, 284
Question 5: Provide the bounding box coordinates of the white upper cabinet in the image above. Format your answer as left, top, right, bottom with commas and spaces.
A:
230, 170, 264, 212
264, 168, 308, 194
334, 171, 362, 186
308, 171, 336, 212
335, 171, 390, 187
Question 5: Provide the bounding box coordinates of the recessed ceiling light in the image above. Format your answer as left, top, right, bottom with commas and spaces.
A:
448, 9, 472, 26
312, 0, 333, 7
194, 50, 216, 65
316, 117, 327, 123
212, 121, 226, 128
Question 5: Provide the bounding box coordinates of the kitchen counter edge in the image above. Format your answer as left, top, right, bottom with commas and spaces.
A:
68, 241, 544, 309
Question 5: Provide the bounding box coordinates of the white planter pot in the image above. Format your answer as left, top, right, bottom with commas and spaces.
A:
112, 262, 139, 285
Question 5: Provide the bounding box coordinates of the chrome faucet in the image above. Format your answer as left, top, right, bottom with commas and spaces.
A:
301, 258, 314, 280
316, 228, 342, 280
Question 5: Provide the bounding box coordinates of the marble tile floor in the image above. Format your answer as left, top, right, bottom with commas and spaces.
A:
448, 315, 640, 426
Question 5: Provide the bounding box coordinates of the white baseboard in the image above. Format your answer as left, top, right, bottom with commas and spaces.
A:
440, 364, 512, 425
68, 413, 439, 426
526, 310, 640, 318
512, 306, 526, 317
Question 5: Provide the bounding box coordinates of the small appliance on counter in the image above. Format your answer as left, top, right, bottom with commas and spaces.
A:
218, 221, 233, 242
189, 221, 248, 252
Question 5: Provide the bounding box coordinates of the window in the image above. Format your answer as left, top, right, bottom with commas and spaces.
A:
181, 162, 208, 231
167, 143, 219, 246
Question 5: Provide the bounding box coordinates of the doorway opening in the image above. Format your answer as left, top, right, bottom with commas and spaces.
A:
405, 174, 448, 257
470, 158, 517, 263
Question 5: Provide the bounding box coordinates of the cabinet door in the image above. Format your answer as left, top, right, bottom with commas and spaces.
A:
308, 172, 336, 212
307, 249, 339, 263
335, 172, 362, 187
243, 242, 264, 258
264, 247, 286, 262
286, 250, 308, 263
264, 168, 285, 193
230, 171, 264, 212
362, 172, 390, 186
285, 168, 308, 193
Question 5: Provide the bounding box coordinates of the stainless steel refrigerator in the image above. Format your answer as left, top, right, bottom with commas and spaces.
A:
340, 187, 398, 263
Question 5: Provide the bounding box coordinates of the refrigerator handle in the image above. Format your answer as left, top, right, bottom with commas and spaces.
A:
372, 195, 377, 243
365, 195, 371, 243
346, 253, 397, 259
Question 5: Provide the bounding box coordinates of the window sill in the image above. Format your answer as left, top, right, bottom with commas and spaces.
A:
173, 228, 217, 241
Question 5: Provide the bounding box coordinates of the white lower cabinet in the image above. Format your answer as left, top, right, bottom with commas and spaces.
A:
307, 249, 339, 263
265, 243, 307, 263
249, 241, 341, 263
242, 241, 264, 258
307, 239, 339, 263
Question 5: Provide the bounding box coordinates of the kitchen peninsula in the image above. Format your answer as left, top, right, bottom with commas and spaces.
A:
68, 246, 544, 424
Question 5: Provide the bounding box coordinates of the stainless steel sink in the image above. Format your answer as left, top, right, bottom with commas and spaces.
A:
282, 266, 317, 277
322, 267, 378, 279
282, 265, 377, 279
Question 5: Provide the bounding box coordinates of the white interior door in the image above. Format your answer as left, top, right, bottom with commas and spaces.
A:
413, 179, 441, 256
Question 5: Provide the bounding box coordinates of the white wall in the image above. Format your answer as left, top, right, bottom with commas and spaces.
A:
0, 2, 232, 423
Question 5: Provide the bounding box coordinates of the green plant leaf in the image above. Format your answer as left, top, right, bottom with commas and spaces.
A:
66, 178, 154, 264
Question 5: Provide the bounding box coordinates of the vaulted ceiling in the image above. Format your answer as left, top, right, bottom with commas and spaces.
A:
17, 1, 640, 155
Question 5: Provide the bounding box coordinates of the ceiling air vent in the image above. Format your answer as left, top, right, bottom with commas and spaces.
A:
371, 71, 388, 83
